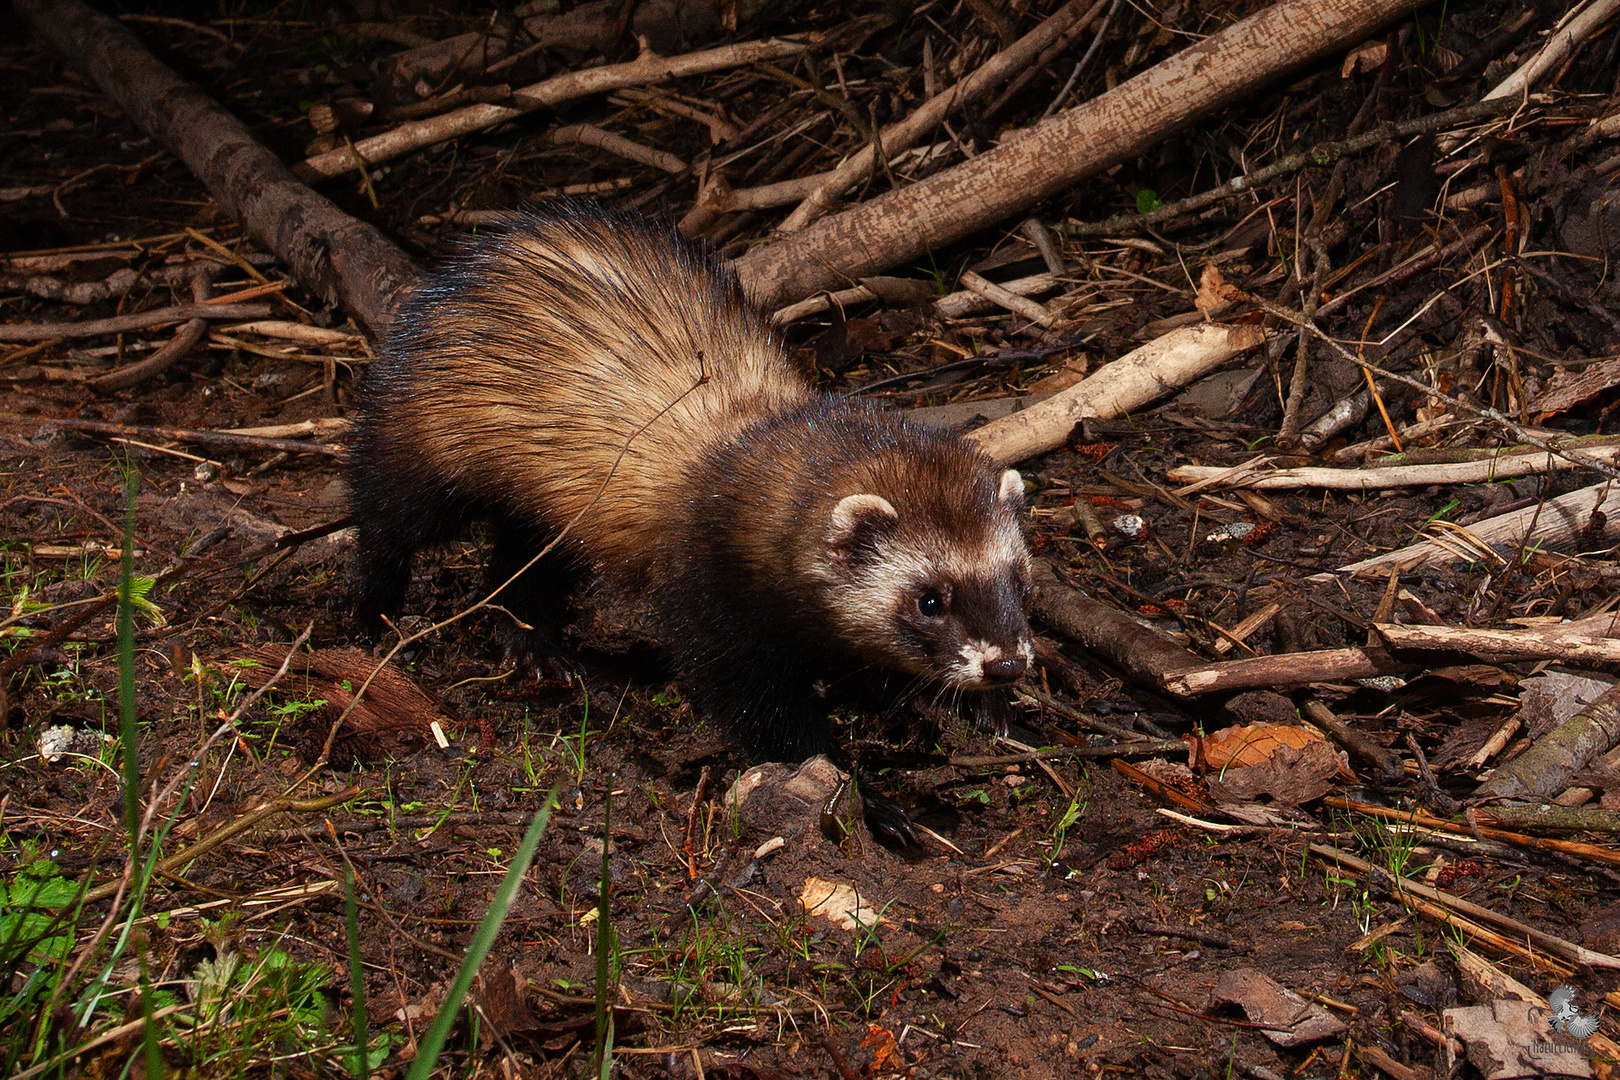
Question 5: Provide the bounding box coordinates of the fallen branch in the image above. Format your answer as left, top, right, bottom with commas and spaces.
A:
297, 36, 814, 182
16, 0, 420, 333
958, 271, 1054, 327
36, 417, 345, 458
83, 789, 356, 905
969, 323, 1267, 464
222, 321, 365, 346
1067, 99, 1516, 239
777, 0, 1102, 232
1375, 616, 1620, 665
551, 123, 686, 174
771, 269, 1068, 325
937, 271, 1062, 318
769, 277, 941, 325
1329, 800, 1620, 860
1320, 479, 1620, 579
222, 417, 352, 439
1476, 803, 1620, 834
1163, 647, 1415, 697
0, 302, 271, 343
1475, 683, 1620, 802
1484, 0, 1620, 103
87, 266, 217, 392
87, 319, 208, 392
1168, 445, 1620, 490
0, 262, 200, 305
734, 0, 1426, 308
1029, 560, 1203, 692
1301, 700, 1404, 783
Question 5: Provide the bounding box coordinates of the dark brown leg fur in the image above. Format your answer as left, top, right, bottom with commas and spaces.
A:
487, 518, 576, 675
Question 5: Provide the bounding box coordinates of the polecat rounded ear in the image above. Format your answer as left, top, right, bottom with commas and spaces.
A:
829, 493, 899, 558
998, 469, 1025, 507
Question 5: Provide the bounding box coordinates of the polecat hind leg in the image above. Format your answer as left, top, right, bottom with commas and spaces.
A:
487, 518, 577, 678
350, 480, 463, 635
352, 541, 414, 635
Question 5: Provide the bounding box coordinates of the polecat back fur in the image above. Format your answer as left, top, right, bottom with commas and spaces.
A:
349, 203, 1033, 760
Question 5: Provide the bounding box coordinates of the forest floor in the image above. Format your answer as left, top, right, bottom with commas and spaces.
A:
3, 2, 1620, 1078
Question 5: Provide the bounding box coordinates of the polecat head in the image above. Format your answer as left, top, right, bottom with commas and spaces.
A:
819, 461, 1034, 692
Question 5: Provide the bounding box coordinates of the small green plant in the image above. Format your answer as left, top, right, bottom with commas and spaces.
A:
623, 910, 764, 1025
1048, 784, 1090, 865
1135, 188, 1161, 214
179, 941, 336, 1074
0, 854, 79, 1063
557, 688, 598, 783
1414, 500, 1461, 537
850, 899, 896, 962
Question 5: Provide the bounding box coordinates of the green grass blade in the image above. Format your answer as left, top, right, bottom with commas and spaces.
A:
344, 867, 368, 1080
404, 790, 557, 1080
138, 946, 162, 1080
596, 1012, 613, 1080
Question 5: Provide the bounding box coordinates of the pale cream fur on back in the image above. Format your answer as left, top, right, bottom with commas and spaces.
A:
388, 219, 811, 571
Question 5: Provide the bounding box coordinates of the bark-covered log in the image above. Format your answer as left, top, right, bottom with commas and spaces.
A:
1030, 560, 1202, 691
16, 0, 420, 334
1475, 685, 1620, 802
733, 0, 1424, 309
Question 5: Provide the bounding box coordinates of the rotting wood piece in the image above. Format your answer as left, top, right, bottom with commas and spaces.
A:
16, 0, 420, 334
1475, 684, 1620, 803
734, 0, 1427, 309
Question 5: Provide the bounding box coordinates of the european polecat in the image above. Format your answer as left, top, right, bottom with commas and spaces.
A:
349, 203, 1033, 760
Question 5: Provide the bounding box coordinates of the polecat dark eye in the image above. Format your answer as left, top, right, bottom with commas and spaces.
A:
917, 590, 945, 618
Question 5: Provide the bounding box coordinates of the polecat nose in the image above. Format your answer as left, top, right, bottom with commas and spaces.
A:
982, 655, 1027, 684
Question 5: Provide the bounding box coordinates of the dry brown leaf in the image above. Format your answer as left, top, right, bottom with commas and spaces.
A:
1206, 740, 1345, 806
1194, 262, 1227, 319
860, 1023, 905, 1072
1341, 40, 1388, 78
1191, 722, 1322, 770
